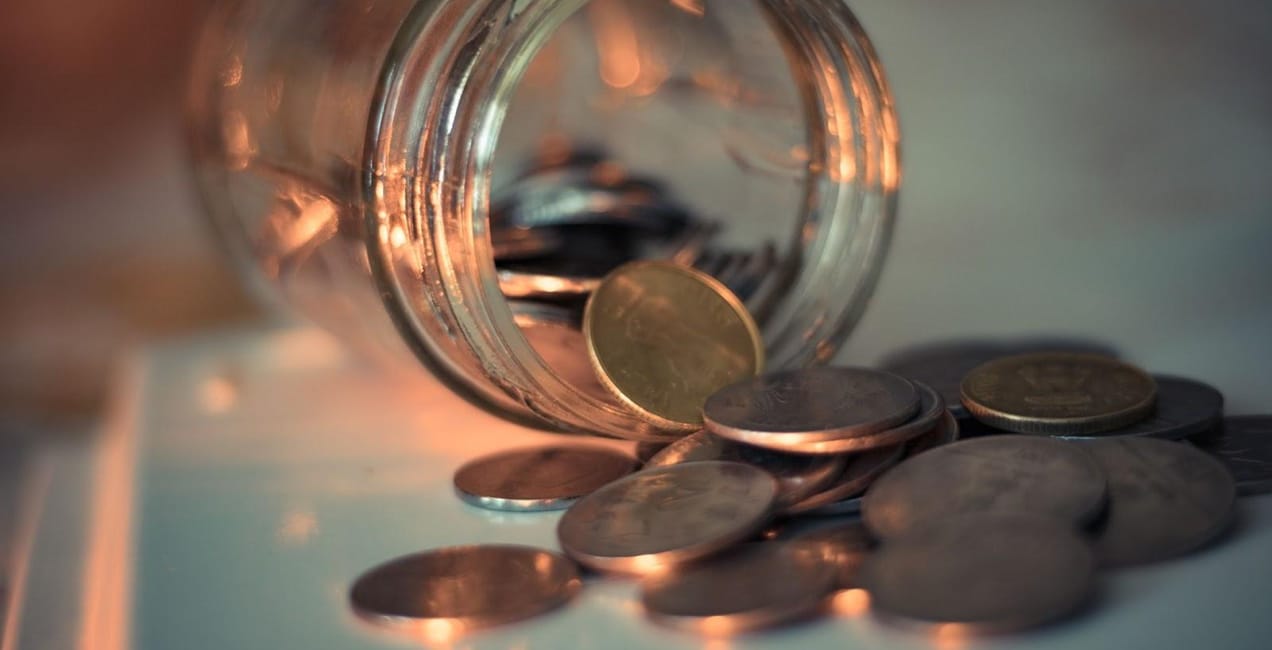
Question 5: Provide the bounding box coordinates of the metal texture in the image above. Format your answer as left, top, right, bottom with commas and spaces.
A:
453, 445, 638, 511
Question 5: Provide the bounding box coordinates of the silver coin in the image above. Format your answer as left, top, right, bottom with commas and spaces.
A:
453, 446, 637, 512
511, 301, 616, 404
760, 382, 944, 455
1056, 375, 1223, 440
349, 545, 581, 633
785, 443, 906, 515
644, 430, 847, 507
785, 521, 875, 589
861, 435, 1108, 540
1195, 416, 1272, 495
557, 461, 779, 575
641, 543, 835, 634
860, 513, 1094, 633
1085, 437, 1236, 567
704, 367, 920, 446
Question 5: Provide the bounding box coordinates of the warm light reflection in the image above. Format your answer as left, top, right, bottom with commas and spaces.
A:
669, 0, 705, 17
199, 374, 240, 414
700, 615, 736, 637
703, 638, 732, 650
282, 198, 338, 253
589, 0, 670, 97
275, 508, 319, 546
221, 56, 243, 87
389, 225, 408, 249
831, 588, 871, 617
932, 623, 973, 650
223, 110, 255, 170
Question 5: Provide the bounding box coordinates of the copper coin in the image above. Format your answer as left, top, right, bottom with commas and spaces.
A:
754, 382, 943, 455
786, 521, 876, 589
785, 443, 906, 515
453, 445, 637, 511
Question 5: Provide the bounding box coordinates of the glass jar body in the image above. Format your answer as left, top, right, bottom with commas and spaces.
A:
188, 0, 900, 439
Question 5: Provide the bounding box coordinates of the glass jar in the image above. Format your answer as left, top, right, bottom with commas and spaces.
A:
187, 0, 899, 440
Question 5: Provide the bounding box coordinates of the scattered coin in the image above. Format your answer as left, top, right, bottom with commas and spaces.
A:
747, 381, 941, 455
645, 430, 847, 506
641, 543, 835, 635
635, 440, 670, 465
861, 435, 1108, 540
1085, 437, 1236, 567
557, 461, 778, 575
860, 513, 1095, 633
906, 409, 961, 456
1049, 375, 1223, 440
349, 545, 581, 633
961, 353, 1157, 435
786, 442, 906, 515
1193, 416, 1272, 496
584, 261, 764, 432
453, 446, 638, 512
704, 367, 920, 447
785, 521, 876, 589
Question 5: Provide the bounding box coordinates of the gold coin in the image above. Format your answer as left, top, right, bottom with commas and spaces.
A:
583, 261, 764, 431
961, 352, 1156, 435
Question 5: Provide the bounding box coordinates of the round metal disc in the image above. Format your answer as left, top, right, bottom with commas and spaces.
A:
1195, 416, 1272, 495
785, 442, 906, 515
635, 440, 670, 465
1057, 376, 1223, 440
860, 513, 1094, 633
861, 435, 1108, 540
557, 461, 779, 575
641, 543, 835, 634
1085, 437, 1236, 567
880, 342, 1006, 420
453, 446, 637, 512
511, 302, 617, 405
961, 353, 1157, 435
786, 521, 876, 589
644, 430, 846, 507
349, 545, 581, 633
756, 382, 943, 455
704, 367, 920, 446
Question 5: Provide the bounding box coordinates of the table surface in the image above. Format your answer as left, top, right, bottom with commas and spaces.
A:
15, 325, 1270, 650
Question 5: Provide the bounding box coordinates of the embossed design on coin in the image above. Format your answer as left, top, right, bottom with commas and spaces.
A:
453, 446, 637, 511
1085, 437, 1236, 567
1062, 375, 1223, 440
860, 514, 1094, 632
349, 545, 581, 633
704, 367, 919, 445
861, 435, 1108, 540
584, 261, 764, 431
641, 543, 835, 634
557, 461, 778, 575
962, 353, 1156, 435
741, 381, 940, 455
1194, 416, 1272, 495
644, 430, 846, 506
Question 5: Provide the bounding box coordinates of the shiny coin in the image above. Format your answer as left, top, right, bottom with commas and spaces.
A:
786, 443, 906, 515
349, 545, 581, 633
558, 461, 778, 575
750, 381, 942, 455
645, 430, 846, 507
1059, 375, 1223, 440
511, 302, 615, 404
1195, 416, 1272, 495
704, 367, 920, 447
861, 435, 1108, 540
584, 261, 764, 431
860, 513, 1094, 633
786, 521, 876, 589
1085, 437, 1236, 567
453, 446, 637, 512
962, 353, 1157, 435
641, 543, 835, 634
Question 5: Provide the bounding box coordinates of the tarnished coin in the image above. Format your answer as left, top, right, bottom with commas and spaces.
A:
557, 461, 778, 575
584, 261, 764, 431
511, 302, 615, 404
1058, 375, 1223, 440
961, 353, 1157, 435
861, 435, 1108, 540
645, 430, 846, 506
786, 521, 876, 589
749, 382, 942, 455
1085, 437, 1236, 567
786, 443, 906, 515
349, 545, 581, 633
453, 446, 637, 512
641, 543, 835, 634
880, 341, 1005, 420
1195, 416, 1272, 495
704, 367, 920, 447
860, 514, 1094, 633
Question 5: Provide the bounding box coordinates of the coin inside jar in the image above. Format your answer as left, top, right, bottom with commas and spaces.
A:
644, 430, 847, 507
861, 435, 1109, 540
349, 545, 581, 634
453, 445, 638, 512
557, 461, 778, 575
961, 352, 1157, 435
583, 261, 764, 432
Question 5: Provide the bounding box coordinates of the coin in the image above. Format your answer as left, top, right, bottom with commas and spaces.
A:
557, 461, 778, 575
500, 269, 601, 300
747, 381, 941, 455
349, 545, 581, 633
859, 513, 1094, 633
1085, 437, 1236, 567
641, 543, 835, 634
785, 521, 876, 589
1194, 416, 1272, 495
861, 435, 1108, 540
703, 367, 920, 447
880, 341, 1005, 419
1057, 375, 1223, 440
511, 302, 615, 404
584, 261, 764, 431
961, 353, 1157, 435
491, 226, 563, 261
453, 446, 638, 512
644, 430, 847, 507
635, 440, 670, 464
785, 442, 906, 515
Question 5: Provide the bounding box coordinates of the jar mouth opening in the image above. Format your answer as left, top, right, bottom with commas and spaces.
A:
365, 0, 899, 437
